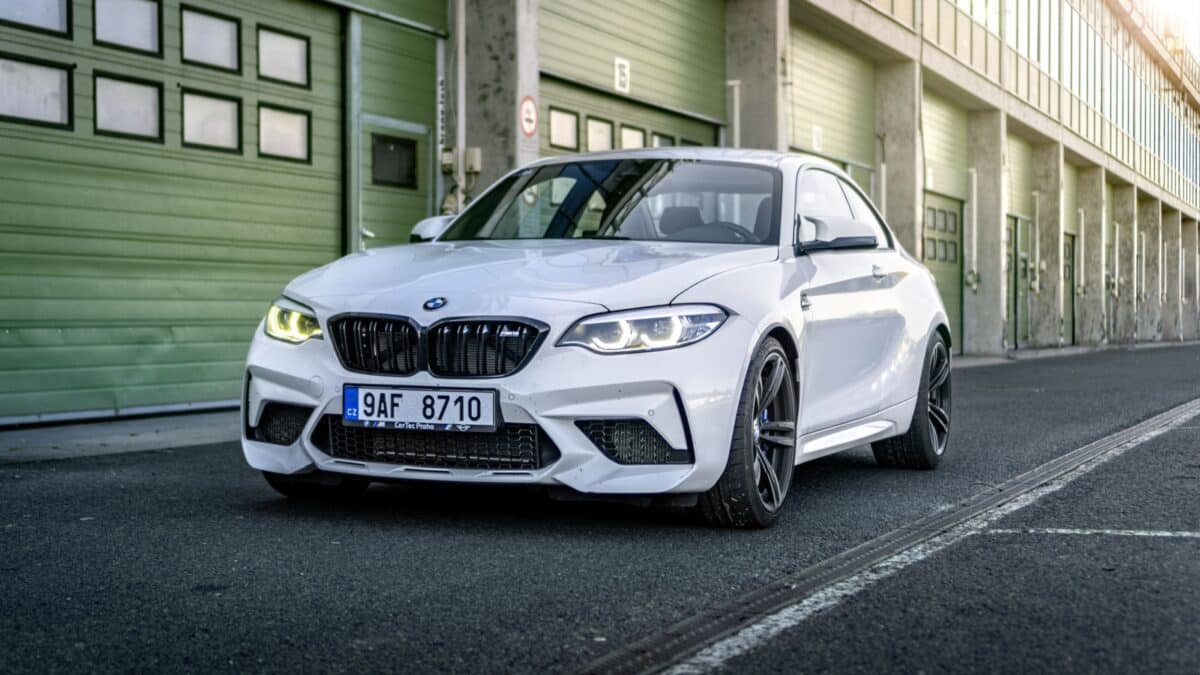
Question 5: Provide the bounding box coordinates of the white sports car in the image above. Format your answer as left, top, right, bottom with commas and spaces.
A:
242, 148, 952, 528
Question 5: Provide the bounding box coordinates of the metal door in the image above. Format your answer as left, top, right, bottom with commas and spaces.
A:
1007, 215, 1033, 349
1063, 233, 1076, 344
359, 120, 433, 248
924, 194, 964, 353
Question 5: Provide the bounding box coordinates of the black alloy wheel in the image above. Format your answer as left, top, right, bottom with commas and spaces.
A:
699, 337, 798, 528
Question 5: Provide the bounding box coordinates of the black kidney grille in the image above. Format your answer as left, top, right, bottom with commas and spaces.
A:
330, 316, 420, 375
313, 415, 560, 470
576, 419, 693, 465
427, 320, 543, 377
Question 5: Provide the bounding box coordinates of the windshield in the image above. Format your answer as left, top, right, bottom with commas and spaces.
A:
440, 159, 781, 245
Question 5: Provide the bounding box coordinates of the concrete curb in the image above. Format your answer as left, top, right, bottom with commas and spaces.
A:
0, 410, 240, 465
954, 339, 1200, 369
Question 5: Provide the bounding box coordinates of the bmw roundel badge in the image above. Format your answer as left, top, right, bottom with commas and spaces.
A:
423, 297, 448, 311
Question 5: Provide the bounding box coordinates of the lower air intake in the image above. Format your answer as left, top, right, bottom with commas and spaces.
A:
576, 419, 693, 465
252, 402, 314, 446
313, 415, 560, 471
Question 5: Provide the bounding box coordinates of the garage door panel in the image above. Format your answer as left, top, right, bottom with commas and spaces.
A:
789, 24, 875, 168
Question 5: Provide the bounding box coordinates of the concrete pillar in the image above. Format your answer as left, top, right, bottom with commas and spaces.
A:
1185, 217, 1200, 341
1029, 142, 1064, 348
1137, 196, 1162, 341
725, 0, 789, 151
1075, 166, 1106, 345
464, 0, 540, 191
1162, 207, 1183, 341
963, 109, 1005, 355
1111, 184, 1138, 343
876, 61, 923, 254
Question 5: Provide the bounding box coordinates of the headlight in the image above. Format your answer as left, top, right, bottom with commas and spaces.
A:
558, 305, 727, 354
264, 298, 323, 344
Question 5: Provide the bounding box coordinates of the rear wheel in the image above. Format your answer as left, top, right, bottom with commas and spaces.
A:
871, 331, 952, 469
262, 470, 370, 500
698, 337, 797, 528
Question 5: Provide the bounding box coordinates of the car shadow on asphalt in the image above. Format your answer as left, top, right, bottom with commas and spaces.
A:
240, 446, 893, 534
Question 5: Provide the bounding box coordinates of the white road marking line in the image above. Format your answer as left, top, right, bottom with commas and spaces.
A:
987, 527, 1200, 539
666, 407, 1200, 675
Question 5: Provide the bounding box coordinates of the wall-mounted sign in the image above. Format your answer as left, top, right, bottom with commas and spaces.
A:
811, 124, 823, 153
519, 96, 537, 138
613, 57, 631, 94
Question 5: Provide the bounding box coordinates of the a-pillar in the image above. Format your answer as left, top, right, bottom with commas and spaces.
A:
725, 0, 789, 151
876, 61, 922, 254
1184, 216, 1200, 340
1162, 207, 1183, 341
1137, 195, 1163, 341
1075, 166, 1106, 345
1111, 183, 1138, 343
962, 110, 1005, 355
464, 0, 540, 191
1030, 142, 1064, 348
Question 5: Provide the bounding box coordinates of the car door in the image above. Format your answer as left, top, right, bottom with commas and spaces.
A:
796, 170, 907, 435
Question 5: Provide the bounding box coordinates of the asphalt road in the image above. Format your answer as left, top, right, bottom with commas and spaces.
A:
2, 345, 1199, 673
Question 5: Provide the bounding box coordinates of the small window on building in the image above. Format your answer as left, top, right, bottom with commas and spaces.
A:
948, 242, 958, 262
371, 134, 417, 188
95, 73, 161, 140
0, 55, 72, 128
95, 0, 160, 55
936, 210, 947, 231
258, 27, 308, 87
586, 118, 612, 151
652, 133, 675, 147
947, 212, 958, 233
937, 239, 947, 260
0, 0, 70, 35
181, 6, 240, 72
182, 90, 240, 151
548, 108, 578, 150
620, 125, 645, 149
258, 104, 308, 161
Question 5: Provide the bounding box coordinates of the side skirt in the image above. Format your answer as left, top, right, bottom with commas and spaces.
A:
794, 396, 919, 465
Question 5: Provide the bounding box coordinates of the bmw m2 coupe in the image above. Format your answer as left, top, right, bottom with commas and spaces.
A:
243, 149, 953, 527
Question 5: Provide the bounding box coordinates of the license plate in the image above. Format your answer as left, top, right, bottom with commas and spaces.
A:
342, 386, 497, 432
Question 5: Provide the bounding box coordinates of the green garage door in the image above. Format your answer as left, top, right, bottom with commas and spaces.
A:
0, 0, 343, 423
357, 16, 438, 248
539, 78, 717, 157
538, 0, 724, 157
789, 24, 876, 191
925, 193, 964, 353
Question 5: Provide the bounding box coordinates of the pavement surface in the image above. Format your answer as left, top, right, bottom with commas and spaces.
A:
1, 345, 1198, 673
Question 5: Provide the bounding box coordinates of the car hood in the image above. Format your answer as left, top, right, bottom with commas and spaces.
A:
286, 239, 778, 314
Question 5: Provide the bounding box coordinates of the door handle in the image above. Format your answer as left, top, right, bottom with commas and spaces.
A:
800, 293, 811, 310
871, 265, 886, 280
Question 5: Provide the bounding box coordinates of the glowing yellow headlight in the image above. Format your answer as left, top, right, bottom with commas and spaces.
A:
264, 303, 323, 343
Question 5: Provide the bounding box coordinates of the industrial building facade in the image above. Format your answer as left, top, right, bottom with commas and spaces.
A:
1, 0, 1198, 423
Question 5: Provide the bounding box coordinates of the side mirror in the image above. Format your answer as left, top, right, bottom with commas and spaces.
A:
794, 215, 878, 254
410, 215, 454, 243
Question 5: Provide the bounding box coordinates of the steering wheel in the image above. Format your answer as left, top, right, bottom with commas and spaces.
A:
706, 221, 759, 244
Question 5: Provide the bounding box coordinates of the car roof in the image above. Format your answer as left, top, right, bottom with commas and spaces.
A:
524, 147, 841, 172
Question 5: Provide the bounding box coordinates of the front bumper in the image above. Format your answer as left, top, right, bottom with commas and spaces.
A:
241, 314, 755, 494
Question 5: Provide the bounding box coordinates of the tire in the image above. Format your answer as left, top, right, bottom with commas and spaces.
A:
262, 470, 370, 500
698, 337, 798, 529
871, 331, 952, 469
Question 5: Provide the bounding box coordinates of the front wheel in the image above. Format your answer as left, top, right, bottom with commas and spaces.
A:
871, 331, 952, 469
698, 337, 798, 528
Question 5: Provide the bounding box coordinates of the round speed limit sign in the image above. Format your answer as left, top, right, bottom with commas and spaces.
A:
519, 96, 537, 138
